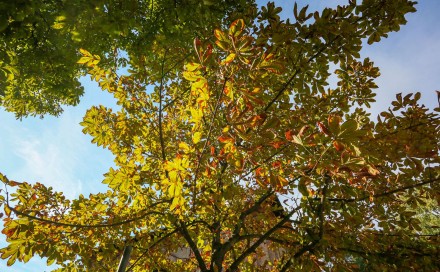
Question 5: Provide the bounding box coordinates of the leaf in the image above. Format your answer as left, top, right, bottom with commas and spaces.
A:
339, 119, 358, 137
229, 19, 245, 37
317, 121, 330, 136
214, 29, 227, 42
6, 252, 17, 266
414, 91, 421, 101
367, 165, 380, 176
298, 179, 309, 196
285, 130, 293, 141
77, 56, 92, 64
79, 48, 92, 57
179, 142, 190, 152
277, 176, 288, 187
192, 132, 202, 144
4, 205, 11, 217
52, 22, 65, 29
292, 135, 303, 145
221, 53, 236, 65
218, 135, 234, 143
47, 255, 56, 266
7, 180, 22, 187
328, 115, 341, 133
185, 62, 201, 72
215, 42, 229, 52
333, 140, 345, 152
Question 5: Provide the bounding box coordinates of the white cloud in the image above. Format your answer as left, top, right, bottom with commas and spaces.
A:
2, 106, 112, 199
14, 137, 83, 199
8, 113, 84, 198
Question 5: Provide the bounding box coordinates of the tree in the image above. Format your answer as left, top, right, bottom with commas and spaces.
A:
1, 0, 439, 271
0, 0, 251, 118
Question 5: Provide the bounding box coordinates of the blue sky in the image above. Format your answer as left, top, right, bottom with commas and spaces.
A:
1, 1, 439, 270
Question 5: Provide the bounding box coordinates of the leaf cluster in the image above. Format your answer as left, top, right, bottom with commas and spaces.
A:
1, 1, 439, 271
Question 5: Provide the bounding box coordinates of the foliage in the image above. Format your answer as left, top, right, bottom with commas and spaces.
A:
1, 0, 439, 271
0, 0, 252, 117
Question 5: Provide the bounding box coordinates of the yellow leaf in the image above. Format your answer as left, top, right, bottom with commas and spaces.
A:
52, 22, 65, 29
185, 62, 201, 72
229, 19, 245, 37
183, 71, 200, 81
168, 171, 178, 183
367, 165, 380, 176
190, 107, 203, 125
179, 142, 190, 152
168, 183, 176, 197
224, 81, 234, 100
6, 72, 14, 81
277, 176, 288, 187
214, 29, 227, 41
77, 56, 91, 64
55, 15, 66, 21
4, 205, 11, 217
79, 48, 92, 57
193, 132, 202, 144
170, 196, 184, 211
215, 40, 229, 51
221, 53, 236, 65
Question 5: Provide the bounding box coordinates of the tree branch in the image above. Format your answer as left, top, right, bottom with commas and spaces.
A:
158, 52, 168, 162
280, 176, 330, 272
126, 228, 178, 271
5, 192, 166, 229
327, 177, 440, 203
227, 206, 299, 272
178, 221, 209, 272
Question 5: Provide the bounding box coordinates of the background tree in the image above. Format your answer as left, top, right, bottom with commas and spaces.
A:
1, 0, 439, 271
0, 0, 252, 118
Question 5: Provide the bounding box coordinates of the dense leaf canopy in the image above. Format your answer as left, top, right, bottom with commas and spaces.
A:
1, 0, 439, 271
0, 0, 251, 117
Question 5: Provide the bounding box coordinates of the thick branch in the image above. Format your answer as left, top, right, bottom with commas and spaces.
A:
127, 228, 178, 271
117, 245, 133, 272
227, 207, 299, 272
232, 189, 274, 237
178, 221, 209, 272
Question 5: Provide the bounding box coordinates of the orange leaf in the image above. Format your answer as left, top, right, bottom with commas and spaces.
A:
270, 141, 285, 149
317, 121, 330, 136
7, 181, 22, 187
333, 140, 345, 152
285, 130, 293, 141
272, 160, 282, 168
255, 167, 264, 176
218, 135, 234, 143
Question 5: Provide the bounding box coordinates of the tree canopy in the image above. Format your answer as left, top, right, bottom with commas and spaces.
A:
0, 0, 251, 117
1, 0, 439, 271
